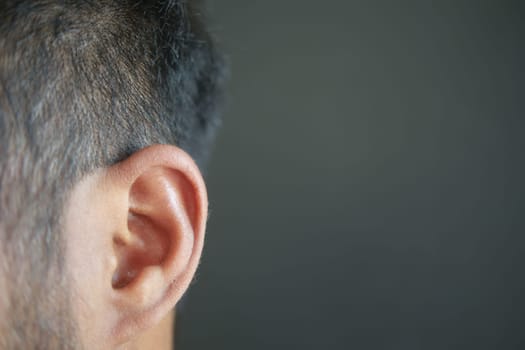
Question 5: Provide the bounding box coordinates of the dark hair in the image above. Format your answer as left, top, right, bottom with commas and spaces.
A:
0, 0, 226, 348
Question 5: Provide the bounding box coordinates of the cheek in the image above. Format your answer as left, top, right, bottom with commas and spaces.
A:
0, 256, 8, 341
62, 173, 120, 349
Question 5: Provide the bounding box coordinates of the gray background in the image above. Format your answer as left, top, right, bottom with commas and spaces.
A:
177, 1, 525, 349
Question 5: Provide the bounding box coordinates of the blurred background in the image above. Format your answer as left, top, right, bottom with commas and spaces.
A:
177, 1, 524, 349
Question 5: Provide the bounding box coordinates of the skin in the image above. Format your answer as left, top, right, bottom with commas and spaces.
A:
64, 144, 208, 349
0, 253, 6, 340
134, 311, 174, 350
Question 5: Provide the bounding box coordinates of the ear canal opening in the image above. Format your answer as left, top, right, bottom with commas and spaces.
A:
112, 264, 139, 289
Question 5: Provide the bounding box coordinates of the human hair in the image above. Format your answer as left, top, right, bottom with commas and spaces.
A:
0, 0, 226, 348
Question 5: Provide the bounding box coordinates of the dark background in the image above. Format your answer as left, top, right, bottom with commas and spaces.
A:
177, 1, 525, 349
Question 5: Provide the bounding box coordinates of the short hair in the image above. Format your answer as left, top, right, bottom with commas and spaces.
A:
0, 0, 226, 347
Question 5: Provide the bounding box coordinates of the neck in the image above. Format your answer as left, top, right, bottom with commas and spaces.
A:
124, 310, 175, 350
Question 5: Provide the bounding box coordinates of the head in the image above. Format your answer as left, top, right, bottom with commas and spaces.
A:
0, 0, 226, 348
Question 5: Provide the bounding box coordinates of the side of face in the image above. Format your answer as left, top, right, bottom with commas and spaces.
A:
0, 0, 224, 346
63, 144, 208, 349
0, 247, 6, 340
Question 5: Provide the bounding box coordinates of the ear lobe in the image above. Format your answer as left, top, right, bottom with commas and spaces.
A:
108, 145, 207, 345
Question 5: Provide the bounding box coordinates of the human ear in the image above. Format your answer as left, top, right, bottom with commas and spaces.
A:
64, 145, 207, 348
